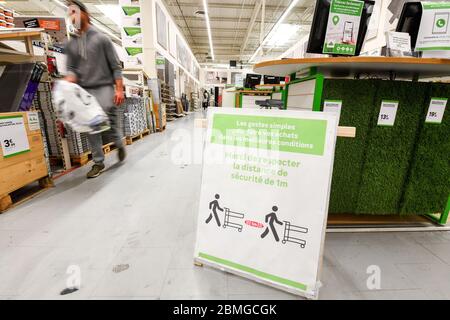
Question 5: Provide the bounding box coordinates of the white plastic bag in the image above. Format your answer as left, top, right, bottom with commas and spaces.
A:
52, 80, 110, 133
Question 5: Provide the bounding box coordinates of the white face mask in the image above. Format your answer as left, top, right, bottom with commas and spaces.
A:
67, 5, 82, 33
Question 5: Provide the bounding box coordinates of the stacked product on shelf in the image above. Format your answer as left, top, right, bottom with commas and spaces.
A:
37, 111, 51, 174
0, 63, 40, 113
32, 82, 64, 159
161, 82, 177, 121
123, 97, 149, 137
0, 5, 14, 29
190, 92, 199, 111
144, 95, 157, 133
0, 9, 4, 29
66, 128, 90, 156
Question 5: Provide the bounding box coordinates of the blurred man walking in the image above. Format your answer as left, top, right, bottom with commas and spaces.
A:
65, 0, 126, 179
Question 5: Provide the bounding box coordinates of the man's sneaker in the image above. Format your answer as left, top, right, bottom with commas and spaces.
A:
118, 147, 127, 162
86, 163, 105, 179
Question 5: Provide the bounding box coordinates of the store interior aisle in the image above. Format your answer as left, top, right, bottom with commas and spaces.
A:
1, 111, 450, 300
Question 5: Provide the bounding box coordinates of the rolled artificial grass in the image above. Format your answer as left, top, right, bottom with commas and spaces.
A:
322, 79, 378, 214
400, 83, 450, 215
355, 80, 430, 215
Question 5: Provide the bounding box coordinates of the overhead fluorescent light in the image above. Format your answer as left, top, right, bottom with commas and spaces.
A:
52, 0, 68, 9
249, 0, 300, 63
265, 24, 300, 47
202, 0, 215, 61
96, 4, 122, 27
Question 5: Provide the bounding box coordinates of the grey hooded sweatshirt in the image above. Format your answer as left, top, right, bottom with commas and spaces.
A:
65, 26, 122, 89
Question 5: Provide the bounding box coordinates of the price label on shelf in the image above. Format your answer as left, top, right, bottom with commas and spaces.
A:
27, 112, 41, 131
0, 115, 30, 158
377, 101, 399, 127
425, 98, 447, 124
323, 100, 342, 125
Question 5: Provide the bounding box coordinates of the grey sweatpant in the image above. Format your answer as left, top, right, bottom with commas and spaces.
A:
85, 85, 124, 164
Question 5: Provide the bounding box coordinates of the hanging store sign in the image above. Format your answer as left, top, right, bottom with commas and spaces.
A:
194, 108, 339, 299
0, 115, 30, 158
416, 2, 450, 51
323, 0, 364, 55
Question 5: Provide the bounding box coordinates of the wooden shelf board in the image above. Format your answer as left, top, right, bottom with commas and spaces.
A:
254, 57, 450, 78
327, 214, 434, 226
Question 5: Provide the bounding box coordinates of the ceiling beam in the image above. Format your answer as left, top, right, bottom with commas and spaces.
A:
166, 2, 308, 13
240, 1, 261, 56
173, 14, 309, 24
181, 27, 248, 33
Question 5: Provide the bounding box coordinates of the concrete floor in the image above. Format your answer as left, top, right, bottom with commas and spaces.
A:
1, 111, 450, 300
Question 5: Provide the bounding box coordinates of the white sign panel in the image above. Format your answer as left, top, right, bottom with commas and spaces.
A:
426, 98, 447, 124
0, 115, 30, 158
323, 100, 343, 125
194, 108, 338, 299
386, 31, 412, 56
377, 100, 399, 126
27, 112, 41, 131
416, 2, 450, 51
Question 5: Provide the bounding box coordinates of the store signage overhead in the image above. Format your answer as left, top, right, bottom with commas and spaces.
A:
194, 108, 339, 299
416, 2, 450, 51
323, 0, 364, 55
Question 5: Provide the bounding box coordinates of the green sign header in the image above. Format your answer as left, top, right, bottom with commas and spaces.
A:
211, 114, 327, 156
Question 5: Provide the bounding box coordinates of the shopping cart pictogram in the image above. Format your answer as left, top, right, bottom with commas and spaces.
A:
282, 221, 308, 248
223, 208, 245, 232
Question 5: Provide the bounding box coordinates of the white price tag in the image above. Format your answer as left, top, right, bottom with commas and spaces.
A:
0, 115, 30, 158
323, 100, 342, 125
425, 98, 447, 124
27, 112, 41, 131
378, 101, 399, 126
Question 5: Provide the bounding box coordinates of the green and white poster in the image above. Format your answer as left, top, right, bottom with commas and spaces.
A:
323, 0, 364, 55
416, 2, 450, 51
0, 115, 30, 158
194, 108, 339, 299
120, 0, 143, 67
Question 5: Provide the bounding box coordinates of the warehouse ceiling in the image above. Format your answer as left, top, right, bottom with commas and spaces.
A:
164, 0, 316, 66
5, 0, 316, 66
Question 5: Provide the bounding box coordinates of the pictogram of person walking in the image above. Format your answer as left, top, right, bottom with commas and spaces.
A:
261, 206, 283, 242
205, 194, 223, 227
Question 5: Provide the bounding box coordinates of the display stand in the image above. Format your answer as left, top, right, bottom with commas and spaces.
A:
122, 68, 156, 138
254, 57, 450, 227
0, 111, 53, 213
235, 90, 273, 108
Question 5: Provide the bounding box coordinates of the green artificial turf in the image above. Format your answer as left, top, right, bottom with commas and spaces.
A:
321, 79, 378, 214
355, 80, 430, 215
400, 83, 450, 216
